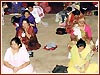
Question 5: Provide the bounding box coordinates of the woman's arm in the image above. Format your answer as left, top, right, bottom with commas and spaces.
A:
18, 61, 30, 69
79, 50, 92, 73
29, 15, 36, 26
77, 61, 90, 73
85, 25, 92, 41
25, 29, 31, 39
83, 61, 90, 72
24, 27, 34, 39
3, 61, 15, 70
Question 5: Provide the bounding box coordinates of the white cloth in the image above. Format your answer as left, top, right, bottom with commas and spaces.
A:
68, 52, 71, 59
2, 44, 33, 74
30, 6, 44, 23
73, 24, 82, 39
55, 13, 62, 22
95, 39, 98, 50
95, 39, 98, 47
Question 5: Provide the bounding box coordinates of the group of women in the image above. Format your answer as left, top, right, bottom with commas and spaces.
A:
57, 3, 98, 73
2, 2, 98, 74
2, 3, 43, 74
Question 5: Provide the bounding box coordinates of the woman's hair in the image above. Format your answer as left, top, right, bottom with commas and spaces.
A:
27, 4, 34, 8
22, 18, 30, 24
76, 39, 86, 48
78, 17, 86, 24
72, 9, 80, 15
10, 37, 22, 47
22, 10, 31, 15
66, 7, 72, 12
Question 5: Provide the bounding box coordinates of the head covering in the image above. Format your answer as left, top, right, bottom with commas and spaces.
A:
75, 5, 80, 10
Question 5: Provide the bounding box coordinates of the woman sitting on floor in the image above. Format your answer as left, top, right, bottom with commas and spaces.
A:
18, 10, 38, 34
2, 37, 34, 74
67, 39, 98, 73
67, 16, 96, 59
77, 17, 96, 52
16, 18, 41, 57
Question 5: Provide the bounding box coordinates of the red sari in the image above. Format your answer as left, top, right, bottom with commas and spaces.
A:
65, 13, 75, 34
16, 26, 41, 51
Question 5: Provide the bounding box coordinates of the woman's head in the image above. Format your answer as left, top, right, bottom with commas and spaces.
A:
72, 9, 80, 16
22, 10, 31, 18
78, 17, 86, 27
28, 5, 33, 12
76, 39, 86, 50
66, 7, 72, 13
22, 18, 30, 28
10, 37, 22, 49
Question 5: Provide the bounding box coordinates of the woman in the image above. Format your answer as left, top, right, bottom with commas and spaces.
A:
65, 9, 83, 33
68, 17, 95, 50
67, 17, 96, 58
18, 10, 38, 34
16, 18, 41, 56
27, 5, 41, 24
2, 37, 34, 74
67, 39, 98, 73
77, 17, 96, 51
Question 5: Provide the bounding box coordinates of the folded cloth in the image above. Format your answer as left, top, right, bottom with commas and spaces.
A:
43, 42, 57, 50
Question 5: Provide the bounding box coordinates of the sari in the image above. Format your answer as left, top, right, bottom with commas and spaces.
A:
80, 26, 95, 51
16, 26, 41, 51
68, 24, 95, 51
67, 45, 98, 73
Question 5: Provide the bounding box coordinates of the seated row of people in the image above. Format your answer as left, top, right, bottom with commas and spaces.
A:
2, 38, 98, 73
55, 5, 98, 73
12, 3, 48, 33
11, 4, 45, 57
55, 5, 97, 52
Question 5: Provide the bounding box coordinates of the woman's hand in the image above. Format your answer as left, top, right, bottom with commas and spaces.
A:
13, 67, 20, 73
75, 65, 85, 73
79, 69, 85, 73
30, 23, 35, 26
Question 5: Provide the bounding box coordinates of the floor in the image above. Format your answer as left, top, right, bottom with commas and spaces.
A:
1, 14, 99, 74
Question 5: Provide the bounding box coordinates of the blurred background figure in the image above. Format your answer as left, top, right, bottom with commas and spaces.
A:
37, 2, 51, 14
2, 2, 8, 25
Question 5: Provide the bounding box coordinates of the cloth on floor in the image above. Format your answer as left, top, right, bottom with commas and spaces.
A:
43, 42, 57, 50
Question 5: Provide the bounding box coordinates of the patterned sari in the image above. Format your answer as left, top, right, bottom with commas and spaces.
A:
16, 26, 41, 51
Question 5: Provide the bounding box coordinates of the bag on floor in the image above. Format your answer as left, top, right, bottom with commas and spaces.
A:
56, 28, 67, 35
52, 65, 68, 73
